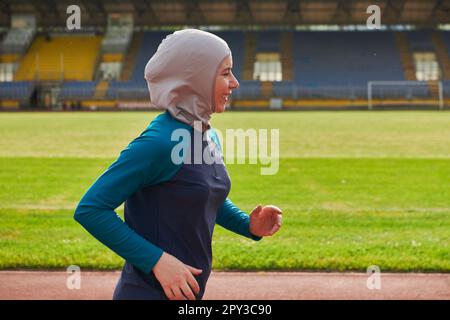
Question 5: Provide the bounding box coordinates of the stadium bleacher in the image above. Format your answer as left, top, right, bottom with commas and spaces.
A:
1, 28, 35, 54
443, 80, 450, 97
0, 81, 34, 104
407, 30, 435, 52
293, 31, 405, 87
440, 31, 450, 56
234, 80, 262, 99
14, 35, 102, 81
256, 31, 281, 53
58, 81, 97, 100
1, 29, 449, 109
0, 81, 34, 99
101, 28, 133, 54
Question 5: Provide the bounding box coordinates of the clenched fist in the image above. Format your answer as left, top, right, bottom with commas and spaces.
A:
249, 204, 282, 237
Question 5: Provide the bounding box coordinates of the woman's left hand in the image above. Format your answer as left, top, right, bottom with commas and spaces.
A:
249, 204, 282, 237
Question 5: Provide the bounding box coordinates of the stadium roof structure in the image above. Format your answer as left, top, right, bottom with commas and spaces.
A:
0, 0, 449, 28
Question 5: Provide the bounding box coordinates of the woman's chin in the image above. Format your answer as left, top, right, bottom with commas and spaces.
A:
215, 104, 226, 113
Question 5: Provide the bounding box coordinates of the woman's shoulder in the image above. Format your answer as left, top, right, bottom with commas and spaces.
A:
145, 111, 191, 135
127, 112, 190, 158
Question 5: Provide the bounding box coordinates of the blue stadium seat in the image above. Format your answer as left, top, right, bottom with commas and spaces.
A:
256, 31, 280, 53
440, 31, 450, 59
0, 81, 34, 100
58, 81, 96, 100
293, 31, 405, 87
233, 80, 261, 99
106, 81, 148, 100
370, 82, 430, 99
442, 80, 450, 98
273, 81, 296, 98
407, 30, 435, 52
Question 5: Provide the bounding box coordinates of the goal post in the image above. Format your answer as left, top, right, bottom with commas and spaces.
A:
367, 81, 444, 111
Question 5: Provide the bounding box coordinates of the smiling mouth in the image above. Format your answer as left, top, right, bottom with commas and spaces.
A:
222, 92, 232, 102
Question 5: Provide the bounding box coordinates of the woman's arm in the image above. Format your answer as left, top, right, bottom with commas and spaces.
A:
216, 198, 262, 241
74, 129, 179, 274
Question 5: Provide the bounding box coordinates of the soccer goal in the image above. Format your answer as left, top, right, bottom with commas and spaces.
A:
367, 81, 444, 110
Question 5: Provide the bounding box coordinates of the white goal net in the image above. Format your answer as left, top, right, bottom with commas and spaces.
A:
367, 81, 444, 110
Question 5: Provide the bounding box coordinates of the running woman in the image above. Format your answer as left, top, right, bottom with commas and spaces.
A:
74, 29, 282, 300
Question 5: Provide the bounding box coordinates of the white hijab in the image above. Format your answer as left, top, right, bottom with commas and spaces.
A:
144, 29, 231, 130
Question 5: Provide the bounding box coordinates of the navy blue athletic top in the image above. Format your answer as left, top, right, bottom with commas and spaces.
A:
74, 111, 261, 299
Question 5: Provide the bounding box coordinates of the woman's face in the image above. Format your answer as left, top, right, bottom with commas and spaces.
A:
213, 55, 239, 113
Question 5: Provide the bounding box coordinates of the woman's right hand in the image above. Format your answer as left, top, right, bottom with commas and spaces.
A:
152, 252, 203, 300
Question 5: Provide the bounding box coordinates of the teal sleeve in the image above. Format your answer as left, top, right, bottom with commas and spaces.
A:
216, 198, 262, 241
209, 129, 262, 241
74, 117, 183, 274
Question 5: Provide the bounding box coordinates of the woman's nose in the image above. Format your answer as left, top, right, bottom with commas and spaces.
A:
230, 74, 239, 89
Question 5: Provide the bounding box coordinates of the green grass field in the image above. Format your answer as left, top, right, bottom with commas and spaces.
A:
0, 111, 449, 272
